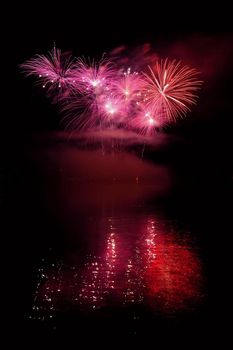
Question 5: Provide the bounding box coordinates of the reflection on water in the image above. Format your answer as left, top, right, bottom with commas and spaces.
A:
31, 214, 202, 321
23, 140, 204, 328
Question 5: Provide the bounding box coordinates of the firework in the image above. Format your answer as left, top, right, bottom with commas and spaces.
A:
75, 57, 115, 93
143, 59, 202, 123
131, 109, 158, 136
113, 68, 144, 102
61, 57, 120, 130
21, 48, 202, 135
20, 47, 79, 99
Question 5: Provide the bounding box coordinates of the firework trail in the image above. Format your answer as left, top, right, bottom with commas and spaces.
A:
21, 47, 202, 135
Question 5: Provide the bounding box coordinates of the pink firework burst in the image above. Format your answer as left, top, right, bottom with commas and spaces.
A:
20, 47, 78, 99
113, 68, 144, 103
63, 57, 123, 130
143, 59, 202, 123
75, 57, 116, 95
98, 94, 125, 125
20, 48, 203, 136
130, 108, 159, 136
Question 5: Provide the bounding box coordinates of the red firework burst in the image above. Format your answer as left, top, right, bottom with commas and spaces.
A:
143, 59, 202, 123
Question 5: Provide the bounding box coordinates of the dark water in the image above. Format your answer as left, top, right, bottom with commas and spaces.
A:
5, 133, 232, 345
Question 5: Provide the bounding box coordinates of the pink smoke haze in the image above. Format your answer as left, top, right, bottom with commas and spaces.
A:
21, 46, 202, 136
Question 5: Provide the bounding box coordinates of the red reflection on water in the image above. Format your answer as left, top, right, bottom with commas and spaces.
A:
144, 233, 202, 311
32, 216, 203, 318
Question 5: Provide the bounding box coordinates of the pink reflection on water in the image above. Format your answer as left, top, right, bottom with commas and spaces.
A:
32, 215, 203, 319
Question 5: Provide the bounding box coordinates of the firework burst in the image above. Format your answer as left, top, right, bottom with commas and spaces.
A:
143, 59, 202, 123
113, 68, 144, 102
75, 57, 116, 95
21, 47, 202, 136
60, 57, 118, 131
20, 47, 78, 99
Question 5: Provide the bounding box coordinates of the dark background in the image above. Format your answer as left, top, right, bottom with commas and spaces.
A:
3, 3, 233, 347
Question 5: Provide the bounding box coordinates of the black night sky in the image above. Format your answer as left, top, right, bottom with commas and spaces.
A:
4, 3, 233, 348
